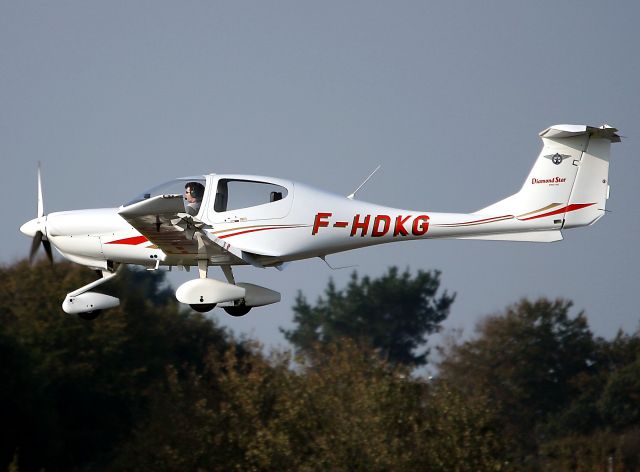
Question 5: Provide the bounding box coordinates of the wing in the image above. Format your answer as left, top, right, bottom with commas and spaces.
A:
118, 195, 266, 267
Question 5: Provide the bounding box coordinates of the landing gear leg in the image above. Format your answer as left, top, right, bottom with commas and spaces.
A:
220, 265, 252, 317
187, 259, 217, 313
221, 265, 235, 285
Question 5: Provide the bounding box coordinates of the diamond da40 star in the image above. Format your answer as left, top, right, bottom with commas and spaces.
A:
20, 124, 620, 319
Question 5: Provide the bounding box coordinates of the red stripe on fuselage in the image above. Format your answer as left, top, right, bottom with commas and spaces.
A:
520, 203, 595, 221
106, 235, 149, 245
218, 226, 300, 239
434, 215, 513, 227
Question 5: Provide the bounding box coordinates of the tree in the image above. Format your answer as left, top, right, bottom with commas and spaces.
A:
437, 298, 598, 461
114, 340, 507, 471
282, 267, 455, 366
0, 259, 234, 471
599, 359, 640, 430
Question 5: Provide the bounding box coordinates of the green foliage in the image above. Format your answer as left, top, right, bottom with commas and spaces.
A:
438, 299, 597, 453
599, 358, 640, 430
2, 258, 639, 471
438, 298, 640, 468
114, 340, 507, 471
282, 267, 455, 366
539, 430, 640, 472
0, 260, 233, 471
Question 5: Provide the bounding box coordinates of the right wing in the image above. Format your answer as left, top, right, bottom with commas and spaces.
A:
118, 195, 266, 267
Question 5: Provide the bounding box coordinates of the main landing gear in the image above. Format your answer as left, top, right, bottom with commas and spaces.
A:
220, 266, 252, 317
223, 304, 252, 317
188, 302, 252, 317
189, 303, 217, 313
180, 263, 253, 317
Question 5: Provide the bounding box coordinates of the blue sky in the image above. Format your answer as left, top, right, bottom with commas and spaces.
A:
2, 1, 639, 351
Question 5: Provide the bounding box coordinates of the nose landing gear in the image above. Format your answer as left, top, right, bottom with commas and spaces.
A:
78, 310, 103, 320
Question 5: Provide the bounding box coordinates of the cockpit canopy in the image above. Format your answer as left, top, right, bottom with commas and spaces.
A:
124, 175, 293, 221
124, 177, 207, 207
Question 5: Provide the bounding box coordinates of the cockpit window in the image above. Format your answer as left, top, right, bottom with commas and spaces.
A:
124, 177, 207, 215
214, 179, 288, 212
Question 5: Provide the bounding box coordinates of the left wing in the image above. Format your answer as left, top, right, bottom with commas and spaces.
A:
118, 195, 266, 267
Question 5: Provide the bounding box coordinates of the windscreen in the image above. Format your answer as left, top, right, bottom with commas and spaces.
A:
124, 177, 206, 207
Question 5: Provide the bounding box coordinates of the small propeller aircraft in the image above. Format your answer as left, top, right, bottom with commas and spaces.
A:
20, 124, 620, 320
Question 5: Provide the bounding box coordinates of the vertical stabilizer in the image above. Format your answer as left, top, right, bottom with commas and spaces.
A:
477, 124, 620, 230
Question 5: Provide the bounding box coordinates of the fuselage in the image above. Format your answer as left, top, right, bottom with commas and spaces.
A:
20, 173, 565, 272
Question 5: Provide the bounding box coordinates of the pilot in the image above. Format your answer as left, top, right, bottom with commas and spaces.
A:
184, 182, 205, 216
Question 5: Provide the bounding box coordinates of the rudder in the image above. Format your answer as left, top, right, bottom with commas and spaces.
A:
562, 127, 619, 228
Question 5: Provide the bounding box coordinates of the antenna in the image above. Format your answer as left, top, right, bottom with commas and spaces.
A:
319, 256, 357, 271
347, 165, 381, 200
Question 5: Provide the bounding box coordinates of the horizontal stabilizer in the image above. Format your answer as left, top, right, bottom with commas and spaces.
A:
457, 230, 563, 242
539, 124, 621, 142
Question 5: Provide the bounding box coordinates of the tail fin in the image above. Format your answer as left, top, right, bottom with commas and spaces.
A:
477, 124, 620, 229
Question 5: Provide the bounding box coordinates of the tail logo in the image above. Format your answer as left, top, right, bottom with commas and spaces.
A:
545, 153, 571, 165
531, 177, 567, 185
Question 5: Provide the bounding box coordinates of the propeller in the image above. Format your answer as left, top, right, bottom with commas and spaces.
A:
21, 163, 53, 265
28, 228, 53, 264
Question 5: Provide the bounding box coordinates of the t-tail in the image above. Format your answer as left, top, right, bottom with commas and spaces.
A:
470, 124, 620, 242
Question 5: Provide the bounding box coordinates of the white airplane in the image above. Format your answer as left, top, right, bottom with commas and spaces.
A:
20, 124, 620, 320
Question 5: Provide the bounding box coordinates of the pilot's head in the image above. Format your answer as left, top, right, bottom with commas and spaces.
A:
184, 182, 205, 203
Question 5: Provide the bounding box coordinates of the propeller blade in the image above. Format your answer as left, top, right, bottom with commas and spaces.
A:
26, 165, 53, 266
29, 231, 43, 264
42, 239, 53, 264
37, 162, 44, 218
